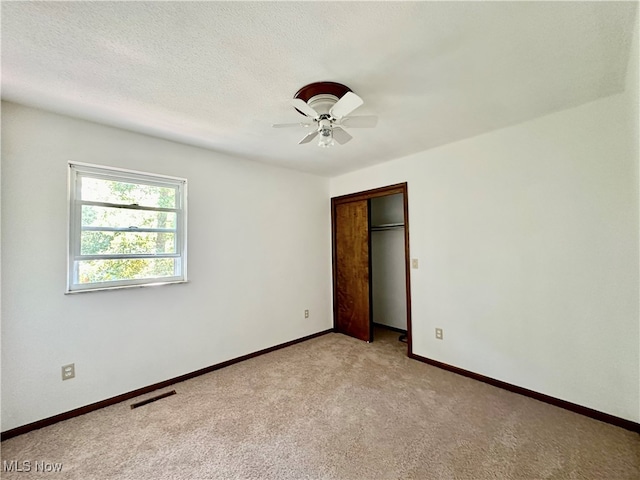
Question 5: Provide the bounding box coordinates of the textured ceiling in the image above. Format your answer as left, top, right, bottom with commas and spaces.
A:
2, 2, 637, 176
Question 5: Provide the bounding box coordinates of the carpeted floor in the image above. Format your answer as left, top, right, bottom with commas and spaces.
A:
1, 328, 639, 479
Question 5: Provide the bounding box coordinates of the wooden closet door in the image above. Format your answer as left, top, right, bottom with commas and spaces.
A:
333, 199, 371, 342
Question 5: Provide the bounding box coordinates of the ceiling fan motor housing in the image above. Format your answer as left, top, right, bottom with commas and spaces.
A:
293, 82, 352, 117
307, 95, 339, 116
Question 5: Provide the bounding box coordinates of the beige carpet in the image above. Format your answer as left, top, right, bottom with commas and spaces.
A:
1, 328, 638, 479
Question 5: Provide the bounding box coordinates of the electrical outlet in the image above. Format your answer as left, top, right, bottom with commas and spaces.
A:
304, 309, 309, 319
62, 363, 75, 380
435, 328, 443, 340
412, 258, 419, 269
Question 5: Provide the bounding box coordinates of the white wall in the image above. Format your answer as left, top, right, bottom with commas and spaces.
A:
331, 86, 639, 420
628, 14, 640, 422
1, 102, 332, 431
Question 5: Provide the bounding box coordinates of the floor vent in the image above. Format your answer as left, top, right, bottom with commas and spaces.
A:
130, 390, 176, 409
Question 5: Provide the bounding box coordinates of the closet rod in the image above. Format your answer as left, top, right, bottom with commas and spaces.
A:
371, 223, 405, 232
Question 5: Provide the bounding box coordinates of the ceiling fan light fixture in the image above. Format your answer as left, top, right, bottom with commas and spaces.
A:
318, 127, 334, 148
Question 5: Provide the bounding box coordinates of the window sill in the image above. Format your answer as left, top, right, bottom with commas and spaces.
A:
65, 280, 189, 294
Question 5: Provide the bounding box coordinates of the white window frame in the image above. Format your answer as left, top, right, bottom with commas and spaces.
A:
67, 162, 187, 293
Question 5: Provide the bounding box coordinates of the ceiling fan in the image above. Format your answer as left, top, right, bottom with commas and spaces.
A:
272, 81, 378, 147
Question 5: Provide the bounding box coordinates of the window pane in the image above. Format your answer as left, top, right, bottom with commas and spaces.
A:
77, 258, 178, 284
80, 177, 176, 208
70, 163, 187, 292
81, 205, 176, 229
81, 231, 176, 255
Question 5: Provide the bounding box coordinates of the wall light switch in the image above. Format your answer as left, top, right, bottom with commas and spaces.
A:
435, 328, 443, 340
412, 258, 419, 269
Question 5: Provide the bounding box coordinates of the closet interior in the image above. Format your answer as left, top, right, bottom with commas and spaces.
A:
370, 193, 408, 341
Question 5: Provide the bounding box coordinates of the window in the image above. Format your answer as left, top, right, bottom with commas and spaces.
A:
68, 163, 187, 293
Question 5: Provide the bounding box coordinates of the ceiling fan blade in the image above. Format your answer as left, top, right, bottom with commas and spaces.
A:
330, 91, 364, 119
332, 127, 353, 145
298, 130, 319, 144
272, 122, 314, 128
340, 115, 378, 128
292, 98, 319, 118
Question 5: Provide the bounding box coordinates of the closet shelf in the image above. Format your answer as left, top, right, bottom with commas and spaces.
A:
371, 222, 405, 231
